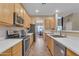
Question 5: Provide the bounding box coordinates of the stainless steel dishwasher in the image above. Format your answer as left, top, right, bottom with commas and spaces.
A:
54, 40, 66, 56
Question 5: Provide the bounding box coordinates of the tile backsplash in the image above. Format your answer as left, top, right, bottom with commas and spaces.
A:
0, 26, 8, 40
0, 26, 27, 40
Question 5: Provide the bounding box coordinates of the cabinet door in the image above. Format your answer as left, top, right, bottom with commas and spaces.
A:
46, 34, 54, 55
2, 3, 14, 25
15, 4, 24, 18
24, 10, 28, 28
11, 42, 22, 56
47, 36, 52, 50
0, 4, 14, 25
50, 38, 54, 55
12, 42, 22, 56
27, 16, 31, 28
14, 4, 20, 16
44, 19, 50, 30
24, 10, 31, 28
19, 4, 24, 19
66, 49, 77, 56
0, 4, 3, 22
50, 17, 56, 30
25, 14, 31, 28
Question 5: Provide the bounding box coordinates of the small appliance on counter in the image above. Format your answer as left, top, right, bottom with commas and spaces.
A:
6, 30, 20, 39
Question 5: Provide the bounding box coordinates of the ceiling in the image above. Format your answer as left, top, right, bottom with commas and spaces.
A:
22, 3, 79, 17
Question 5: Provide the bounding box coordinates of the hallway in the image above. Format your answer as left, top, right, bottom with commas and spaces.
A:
28, 36, 51, 56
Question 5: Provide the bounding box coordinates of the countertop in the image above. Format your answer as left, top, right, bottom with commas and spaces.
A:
0, 33, 33, 54
27, 33, 33, 36
62, 30, 79, 33
47, 34, 79, 55
0, 39, 23, 54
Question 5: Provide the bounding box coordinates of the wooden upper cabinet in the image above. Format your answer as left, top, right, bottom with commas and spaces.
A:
14, 4, 20, 16
14, 4, 24, 18
0, 4, 3, 21
23, 9, 31, 28
23, 10, 28, 28
0, 3, 31, 27
27, 15, 31, 28
44, 17, 56, 31
19, 4, 24, 18
44, 19, 50, 30
50, 17, 56, 30
0, 3, 14, 25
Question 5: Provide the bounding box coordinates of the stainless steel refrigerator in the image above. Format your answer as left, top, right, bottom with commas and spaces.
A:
28, 24, 36, 42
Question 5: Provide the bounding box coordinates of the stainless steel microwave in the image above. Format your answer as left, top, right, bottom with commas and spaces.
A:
13, 12, 24, 26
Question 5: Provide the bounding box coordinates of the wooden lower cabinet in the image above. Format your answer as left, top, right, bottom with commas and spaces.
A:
45, 34, 54, 55
0, 42, 22, 56
0, 48, 12, 56
45, 33, 78, 56
12, 42, 22, 56
50, 38, 54, 55
66, 49, 78, 56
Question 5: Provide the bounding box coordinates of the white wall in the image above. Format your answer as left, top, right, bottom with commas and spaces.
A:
0, 26, 8, 40
71, 13, 79, 30
63, 13, 79, 30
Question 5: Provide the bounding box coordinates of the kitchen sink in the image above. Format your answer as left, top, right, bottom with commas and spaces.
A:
51, 35, 66, 38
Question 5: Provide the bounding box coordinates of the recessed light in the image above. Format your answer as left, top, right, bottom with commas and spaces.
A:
35, 9, 39, 13
56, 10, 59, 13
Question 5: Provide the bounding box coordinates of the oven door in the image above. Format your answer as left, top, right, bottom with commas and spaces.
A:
23, 37, 30, 56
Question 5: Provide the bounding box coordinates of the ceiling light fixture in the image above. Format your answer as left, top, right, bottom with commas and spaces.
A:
35, 9, 39, 13
56, 10, 59, 13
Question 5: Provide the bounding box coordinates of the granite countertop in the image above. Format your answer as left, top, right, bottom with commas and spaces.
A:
0, 39, 23, 53
47, 34, 79, 55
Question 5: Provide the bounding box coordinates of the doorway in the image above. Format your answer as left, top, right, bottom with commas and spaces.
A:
35, 17, 44, 37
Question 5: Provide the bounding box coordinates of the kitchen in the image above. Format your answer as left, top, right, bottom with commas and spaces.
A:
0, 3, 79, 56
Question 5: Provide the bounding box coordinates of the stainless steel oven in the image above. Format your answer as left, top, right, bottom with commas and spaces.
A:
22, 36, 30, 56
